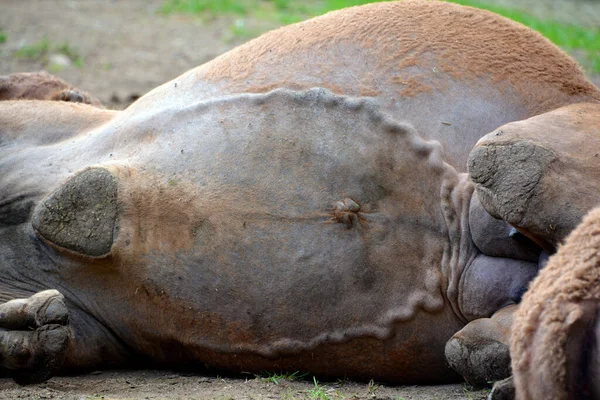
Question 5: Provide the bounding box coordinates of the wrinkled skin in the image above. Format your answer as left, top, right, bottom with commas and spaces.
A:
1, 0, 599, 386
0, 71, 102, 106
469, 103, 600, 252
468, 104, 600, 399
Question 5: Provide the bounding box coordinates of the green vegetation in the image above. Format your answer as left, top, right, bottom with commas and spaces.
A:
0, 30, 7, 44
160, 0, 380, 24
256, 373, 338, 399
14, 36, 50, 60
308, 376, 329, 400
14, 36, 84, 70
226, 18, 255, 41
367, 378, 379, 395
590, 53, 600, 75
161, 0, 247, 15
462, 382, 490, 399
160, 0, 600, 72
256, 370, 308, 384
56, 41, 84, 68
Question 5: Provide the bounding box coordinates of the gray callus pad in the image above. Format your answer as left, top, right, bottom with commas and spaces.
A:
32, 168, 117, 257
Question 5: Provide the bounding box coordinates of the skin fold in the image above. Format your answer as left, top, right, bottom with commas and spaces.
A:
469, 104, 600, 399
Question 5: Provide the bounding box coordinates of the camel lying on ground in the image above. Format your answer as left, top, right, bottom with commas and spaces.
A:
1, 0, 599, 388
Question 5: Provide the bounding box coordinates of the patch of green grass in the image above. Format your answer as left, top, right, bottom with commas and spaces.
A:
159, 0, 384, 25
257, 371, 286, 385
56, 41, 84, 67
160, 0, 249, 16
47, 63, 63, 73
461, 382, 491, 399
14, 36, 50, 60
308, 376, 329, 400
462, 383, 476, 399
225, 18, 257, 41
0, 30, 7, 44
73, 57, 84, 68
367, 378, 379, 395
14, 37, 84, 69
257, 370, 308, 385
589, 53, 600, 75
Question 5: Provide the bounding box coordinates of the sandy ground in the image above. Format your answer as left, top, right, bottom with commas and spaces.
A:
0, 0, 276, 109
0, 0, 598, 398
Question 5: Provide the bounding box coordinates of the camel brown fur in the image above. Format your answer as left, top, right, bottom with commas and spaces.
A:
138, 0, 600, 169
511, 206, 600, 400
0, 71, 101, 106
195, 0, 599, 111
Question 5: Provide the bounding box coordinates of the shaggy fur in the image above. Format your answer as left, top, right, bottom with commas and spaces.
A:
511, 207, 600, 400
0, 71, 101, 106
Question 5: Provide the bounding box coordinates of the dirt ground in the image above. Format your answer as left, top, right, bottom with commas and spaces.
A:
0, 370, 489, 400
0, 0, 598, 399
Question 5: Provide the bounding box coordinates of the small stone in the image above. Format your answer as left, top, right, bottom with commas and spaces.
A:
48, 53, 72, 68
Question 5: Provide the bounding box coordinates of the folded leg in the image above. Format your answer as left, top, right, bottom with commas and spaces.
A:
0, 290, 70, 384
445, 305, 515, 386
